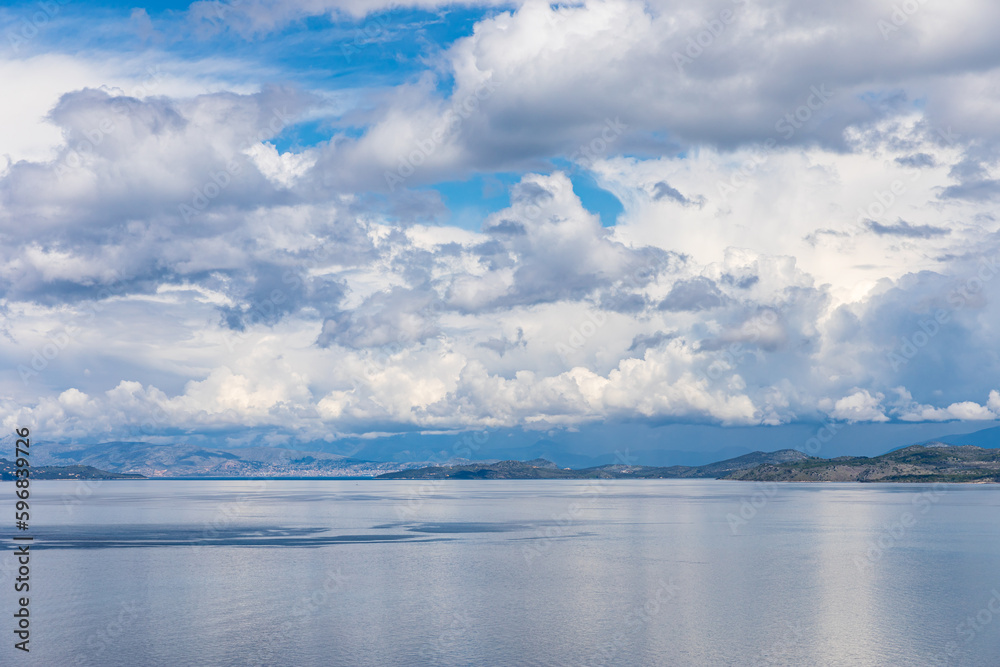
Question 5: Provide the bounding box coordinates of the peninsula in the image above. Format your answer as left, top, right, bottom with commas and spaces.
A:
376, 443, 1000, 483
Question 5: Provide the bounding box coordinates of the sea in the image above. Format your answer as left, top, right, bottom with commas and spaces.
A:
2, 479, 998, 666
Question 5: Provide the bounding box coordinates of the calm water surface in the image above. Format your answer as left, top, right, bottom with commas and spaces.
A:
2, 479, 998, 666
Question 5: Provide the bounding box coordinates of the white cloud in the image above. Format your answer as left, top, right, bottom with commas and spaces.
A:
829, 389, 890, 423
895, 393, 999, 422
244, 142, 317, 189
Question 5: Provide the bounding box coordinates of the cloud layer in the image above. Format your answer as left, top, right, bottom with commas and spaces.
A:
3, 0, 1000, 445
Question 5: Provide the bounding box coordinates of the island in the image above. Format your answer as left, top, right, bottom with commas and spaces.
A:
376, 444, 1000, 483
0, 458, 146, 481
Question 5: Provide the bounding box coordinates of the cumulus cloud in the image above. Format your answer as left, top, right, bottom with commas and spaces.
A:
829, 389, 890, 423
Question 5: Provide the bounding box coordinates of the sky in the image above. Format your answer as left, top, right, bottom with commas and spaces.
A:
2, 0, 1000, 454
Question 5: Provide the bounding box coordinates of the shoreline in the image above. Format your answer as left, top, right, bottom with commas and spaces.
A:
9, 477, 997, 484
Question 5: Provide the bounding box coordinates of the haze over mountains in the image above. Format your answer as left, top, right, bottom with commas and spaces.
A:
292, 421, 999, 466
22, 441, 410, 478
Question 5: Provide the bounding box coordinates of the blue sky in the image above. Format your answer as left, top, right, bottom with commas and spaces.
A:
3, 0, 1000, 454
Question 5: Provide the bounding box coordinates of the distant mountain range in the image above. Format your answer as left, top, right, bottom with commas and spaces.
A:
6, 423, 1000, 481
932, 426, 1000, 449
24, 441, 413, 478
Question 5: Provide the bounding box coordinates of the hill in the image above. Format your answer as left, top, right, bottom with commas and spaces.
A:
724, 444, 1000, 483
376, 450, 810, 480
379, 445, 1000, 482
0, 458, 145, 480
376, 459, 580, 479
